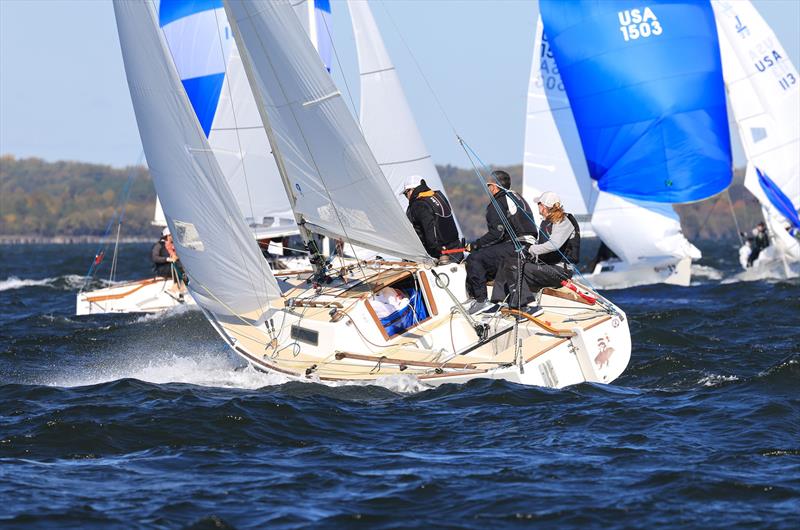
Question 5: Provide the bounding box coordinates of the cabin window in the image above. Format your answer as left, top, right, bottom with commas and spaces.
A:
366, 275, 432, 339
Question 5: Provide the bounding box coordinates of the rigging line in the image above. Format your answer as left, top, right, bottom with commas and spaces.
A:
459, 139, 523, 253
460, 138, 609, 302
209, 8, 275, 307
81, 151, 145, 292
725, 189, 745, 246
377, 0, 459, 138
211, 8, 260, 228
236, 5, 372, 287
318, 10, 360, 126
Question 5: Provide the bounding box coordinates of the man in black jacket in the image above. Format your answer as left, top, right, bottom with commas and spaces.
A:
401, 175, 462, 262
464, 170, 537, 314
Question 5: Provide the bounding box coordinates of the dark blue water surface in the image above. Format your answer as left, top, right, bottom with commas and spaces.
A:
1, 243, 798, 529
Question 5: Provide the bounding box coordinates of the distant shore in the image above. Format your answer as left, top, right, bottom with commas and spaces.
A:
0, 235, 153, 244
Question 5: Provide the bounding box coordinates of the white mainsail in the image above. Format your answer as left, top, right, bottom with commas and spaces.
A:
523, 17, 700, 266
347, 0, 451, 206
114, 0, 280, 321
223, 0, 430, 263
712, 0, 800, 262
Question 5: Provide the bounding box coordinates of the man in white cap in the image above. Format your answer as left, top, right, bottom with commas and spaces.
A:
151, 226, 178, 278
400, 175, 462, 262
491, 190, 581, 309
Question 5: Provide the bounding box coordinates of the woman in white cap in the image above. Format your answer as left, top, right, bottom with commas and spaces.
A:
491, 191, 580, 309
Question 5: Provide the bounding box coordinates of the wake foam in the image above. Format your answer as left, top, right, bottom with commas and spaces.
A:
43, 346, 431, 394
690, 264, 723, 282
45, 351, 290, 390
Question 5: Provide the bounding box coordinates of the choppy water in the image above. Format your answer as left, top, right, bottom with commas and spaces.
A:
1, 243, 798, 529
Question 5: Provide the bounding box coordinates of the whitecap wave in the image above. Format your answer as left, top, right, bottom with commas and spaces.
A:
0, 276, 53, 291
690, 264, 723, 282
0, 274, 104, 292
698, 374, 739, 387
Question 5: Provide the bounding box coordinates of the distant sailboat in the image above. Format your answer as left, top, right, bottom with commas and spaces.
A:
111, 0, 632, 388
712, 0, 800, 277
77, 0, 328, 315
525, 1, 732, 289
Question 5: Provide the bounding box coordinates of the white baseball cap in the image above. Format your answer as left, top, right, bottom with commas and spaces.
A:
399, 175, 424, 194
537, 191, 561, 208
161, 227, 171, 237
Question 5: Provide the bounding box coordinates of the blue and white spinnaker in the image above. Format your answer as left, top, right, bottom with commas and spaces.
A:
539, 0, 732, 204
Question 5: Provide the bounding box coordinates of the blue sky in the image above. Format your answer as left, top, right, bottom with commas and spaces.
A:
1, 0, 798, 169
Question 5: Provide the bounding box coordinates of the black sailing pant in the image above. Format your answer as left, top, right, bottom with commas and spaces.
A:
491, 257, 572, 307
464, 241, 516, 302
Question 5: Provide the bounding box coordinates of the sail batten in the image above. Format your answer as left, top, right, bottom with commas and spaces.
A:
223, 0, 430, 263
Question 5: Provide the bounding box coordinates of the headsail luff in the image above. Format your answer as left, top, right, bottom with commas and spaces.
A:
524, 15, 700, 264
539, 0, 733, 204
712, 0, 800, 232
347, 0, 453, 211
114, 0, 280, 321
223, 0, 430, 263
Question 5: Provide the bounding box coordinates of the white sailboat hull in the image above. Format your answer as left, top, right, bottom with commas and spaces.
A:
586, 256, 693, 290
76, 277, 196, 316
207, 262, 631, 389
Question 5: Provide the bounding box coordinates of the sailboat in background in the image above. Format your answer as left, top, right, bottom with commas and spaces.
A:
525, 1, 732, 289
111, 0, 632, 388
712, 0, 800, 278
347, 0, 453, 206
76, 0, 329, 315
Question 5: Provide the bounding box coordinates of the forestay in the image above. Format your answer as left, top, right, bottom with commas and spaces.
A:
524, 16, 699, 264
347, 0, 451, 207
712, 0, 800, 229
223, 0, 430, 263
114, 0, 280, 321
539, 0, 732, 203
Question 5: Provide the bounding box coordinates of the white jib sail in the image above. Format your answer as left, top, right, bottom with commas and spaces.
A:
523, 16, 596, 233
153, 196, 167, 227
347, 0, 452, 208
223, 0, 430, 263
712, 0, 800, 257
524, 16, 700, 264
114, 0, 280, 321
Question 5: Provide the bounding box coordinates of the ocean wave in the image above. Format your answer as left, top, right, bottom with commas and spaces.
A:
0, 274, 100, 292
690, 264, 723, 282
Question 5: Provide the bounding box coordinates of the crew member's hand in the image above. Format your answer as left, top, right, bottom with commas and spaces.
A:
516, 235, 537, 246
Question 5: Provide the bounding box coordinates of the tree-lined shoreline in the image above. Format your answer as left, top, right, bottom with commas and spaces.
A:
1, 155, 761, 243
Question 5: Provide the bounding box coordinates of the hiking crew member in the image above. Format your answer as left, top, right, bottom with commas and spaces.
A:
492, 191, 580, 308
151, 227, 178, 278
464, 170, 537, 314
744, 222, 769, 267
401, 175, 462, 262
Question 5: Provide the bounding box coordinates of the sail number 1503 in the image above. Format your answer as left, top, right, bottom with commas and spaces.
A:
618, 7, 663, 42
